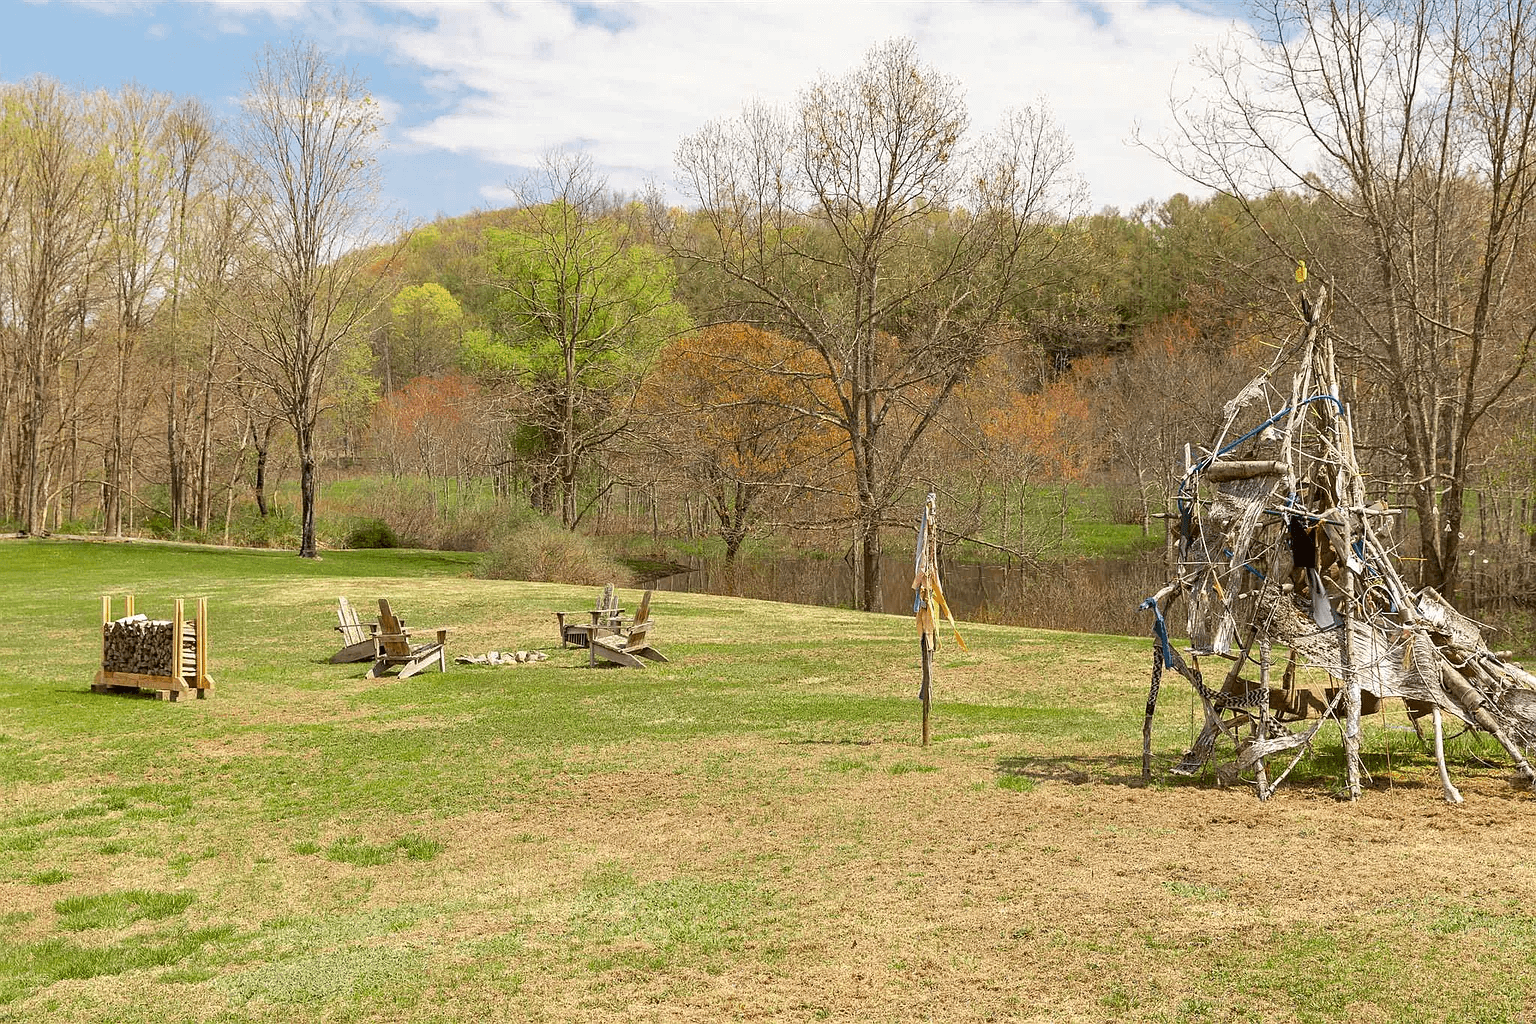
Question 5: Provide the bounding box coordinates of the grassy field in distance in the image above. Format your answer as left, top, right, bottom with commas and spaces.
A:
2, 538, 1535, 1023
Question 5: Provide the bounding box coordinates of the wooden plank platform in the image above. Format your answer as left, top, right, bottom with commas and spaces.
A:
92, 670, 206, 700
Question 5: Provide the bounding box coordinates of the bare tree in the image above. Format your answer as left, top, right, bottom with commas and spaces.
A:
162, 97, 216, 534
102, 84, 174, 537
231, 41, 392, 558
673, 38, 1084, 610
0, 84, 25, 526
1156, 0, 1536, 596
0, 78, 106, 535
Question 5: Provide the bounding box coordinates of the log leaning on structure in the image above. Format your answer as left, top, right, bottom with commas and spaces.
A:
1141, 282, 1536, 803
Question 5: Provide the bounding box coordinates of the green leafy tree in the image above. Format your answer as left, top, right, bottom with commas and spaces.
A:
484, 150, 689, 528
384, 281, 464, 391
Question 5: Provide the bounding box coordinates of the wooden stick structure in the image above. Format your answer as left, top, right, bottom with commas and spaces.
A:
94, 594, 214, 701
1141, 282, 1536, 802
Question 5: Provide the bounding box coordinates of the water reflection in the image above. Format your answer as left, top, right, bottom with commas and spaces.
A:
650, 550, 1165, 637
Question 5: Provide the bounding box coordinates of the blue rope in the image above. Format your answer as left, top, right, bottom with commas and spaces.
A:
1177, 394, 1346, 513
1223, 548, 1267, 580
1214, 395, 1343, 461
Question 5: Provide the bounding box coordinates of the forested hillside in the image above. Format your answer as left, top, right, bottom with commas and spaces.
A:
3, 9, 1535, 635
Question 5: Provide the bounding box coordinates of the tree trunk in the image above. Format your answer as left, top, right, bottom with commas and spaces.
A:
297, 427, 318, 559
860, 517, 882, 613
23, 356, 47, 535
561, 340, 578, 529
197, 369, 214, 532
253, 419, 274, 518
167, 386, 183, 534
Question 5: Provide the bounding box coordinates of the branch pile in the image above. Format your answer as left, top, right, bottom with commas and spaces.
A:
1140, 284, 1536, 802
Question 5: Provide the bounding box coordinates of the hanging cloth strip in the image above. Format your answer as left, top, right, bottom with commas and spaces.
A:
913, 493, 966, 652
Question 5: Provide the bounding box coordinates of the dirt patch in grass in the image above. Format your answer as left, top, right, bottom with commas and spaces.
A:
280, 735, 1536, 1023
189, 734, 273, 759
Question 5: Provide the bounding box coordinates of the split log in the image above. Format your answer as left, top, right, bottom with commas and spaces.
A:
1201, 460, 1290, 482
102, 617, 178, 677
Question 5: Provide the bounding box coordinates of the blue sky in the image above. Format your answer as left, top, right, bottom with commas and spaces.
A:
3, 0, 1249, 225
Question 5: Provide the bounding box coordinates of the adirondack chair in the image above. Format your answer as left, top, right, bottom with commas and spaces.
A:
365, 599, 449, 679
330, 596, 377, 664
590, 590, 669, 669
555, 583, 624, 648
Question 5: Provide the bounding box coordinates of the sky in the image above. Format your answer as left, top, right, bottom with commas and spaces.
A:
1, 0, 1252, 226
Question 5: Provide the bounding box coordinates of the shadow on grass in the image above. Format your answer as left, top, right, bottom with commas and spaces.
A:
783, 738, 875, 746
995, 754, 1149, 787
996, 749, 1527, 801
994, 753, 1366, 796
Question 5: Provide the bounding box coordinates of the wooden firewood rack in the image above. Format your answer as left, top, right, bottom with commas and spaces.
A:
93, 595, 214, 701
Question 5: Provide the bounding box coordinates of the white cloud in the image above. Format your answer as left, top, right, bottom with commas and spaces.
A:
189, 0, 1243, 212
478, 182, 516, 205
379, 0, 1239, 210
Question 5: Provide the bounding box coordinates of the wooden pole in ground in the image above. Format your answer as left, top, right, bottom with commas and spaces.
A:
920, 632, 932, 747
912, 492, 951, 748
1142, 643, 1160, 778
173, 598, 184, 688
100, 596, 110, 677
197, 597, 209, 695
1256, 641, 1272, 800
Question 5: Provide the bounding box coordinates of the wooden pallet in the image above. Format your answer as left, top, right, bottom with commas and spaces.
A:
93, 595, 214, 701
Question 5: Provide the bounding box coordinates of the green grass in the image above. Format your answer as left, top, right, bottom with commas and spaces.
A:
2, 537, 1536, 1022
53, 891, 195, 931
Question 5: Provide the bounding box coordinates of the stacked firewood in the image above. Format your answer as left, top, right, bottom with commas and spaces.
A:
102, 614, 177, 676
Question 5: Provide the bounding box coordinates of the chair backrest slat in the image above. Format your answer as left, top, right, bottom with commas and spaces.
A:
377, 599, 413, 657
337, 596, 367, 644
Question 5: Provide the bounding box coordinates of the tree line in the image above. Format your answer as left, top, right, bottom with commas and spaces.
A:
0, 41, 386, 559
4, 1, 1536, 622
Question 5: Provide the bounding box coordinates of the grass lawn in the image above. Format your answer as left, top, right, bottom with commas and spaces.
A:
2, 538, 1535, 1023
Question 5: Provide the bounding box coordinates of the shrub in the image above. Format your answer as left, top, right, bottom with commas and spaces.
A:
227, 508, 300, 549
345, 518, 400, 549
481, 522, 634, 586
143, 512, 174, 540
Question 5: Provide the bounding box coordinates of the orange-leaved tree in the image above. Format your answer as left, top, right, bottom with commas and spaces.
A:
643, 324, 838, 566
370, 372, 487, 496
979, 363, 1102, 554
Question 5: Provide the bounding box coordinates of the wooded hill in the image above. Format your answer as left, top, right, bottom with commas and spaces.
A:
3, 11, 1535, 631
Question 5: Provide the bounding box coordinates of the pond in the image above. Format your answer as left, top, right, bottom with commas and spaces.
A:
649, 549, 1167, 638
